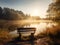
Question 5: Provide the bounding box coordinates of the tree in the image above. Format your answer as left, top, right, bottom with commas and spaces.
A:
47, 0, 60, 20
0, 7, 3, 19
1, 7, 26, 20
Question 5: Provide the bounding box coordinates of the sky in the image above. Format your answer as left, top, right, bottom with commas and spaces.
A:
0, 0, 52, 18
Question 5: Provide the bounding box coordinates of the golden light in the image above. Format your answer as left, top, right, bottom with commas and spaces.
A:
31, 8, 46, 18
31, 9, 40, 16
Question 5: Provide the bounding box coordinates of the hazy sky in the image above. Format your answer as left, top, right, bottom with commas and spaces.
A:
0, 0, 52, 18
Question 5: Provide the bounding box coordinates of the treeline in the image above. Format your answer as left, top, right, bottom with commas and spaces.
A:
0, 7, 30, 20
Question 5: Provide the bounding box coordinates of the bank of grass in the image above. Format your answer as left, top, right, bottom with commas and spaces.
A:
0, 29, 13, 45
37, 25, 60, 45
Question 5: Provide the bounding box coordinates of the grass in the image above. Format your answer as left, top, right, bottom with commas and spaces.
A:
0, 29, 13, 45
37, 25, 60, 45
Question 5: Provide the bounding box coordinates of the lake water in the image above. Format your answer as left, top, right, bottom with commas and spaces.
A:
9, 20, 58, 36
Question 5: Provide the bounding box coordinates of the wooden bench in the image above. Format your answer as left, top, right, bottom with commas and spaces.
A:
17, 27, 36, 37
17, 27, 36, 45
17, 28, 36, 33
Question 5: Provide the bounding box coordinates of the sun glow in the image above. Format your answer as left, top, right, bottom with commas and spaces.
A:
31, 8, 46, 18
31, 9, 40, 16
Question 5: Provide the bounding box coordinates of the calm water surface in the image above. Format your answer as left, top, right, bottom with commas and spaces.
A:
9, 21, 58, 36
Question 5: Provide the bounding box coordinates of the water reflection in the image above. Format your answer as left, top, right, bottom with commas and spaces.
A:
9, 22, 58, 36
24, 22, 57, 35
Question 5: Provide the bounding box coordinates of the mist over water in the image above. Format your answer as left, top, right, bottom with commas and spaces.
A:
9, 20, 58, 36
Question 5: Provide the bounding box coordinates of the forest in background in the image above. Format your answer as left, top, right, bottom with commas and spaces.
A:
0, 7, 40, 20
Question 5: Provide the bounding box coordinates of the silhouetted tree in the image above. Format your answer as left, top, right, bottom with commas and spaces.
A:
0, 7, 26, 20
0, 7, 3, 19
47, 0, 60, 20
